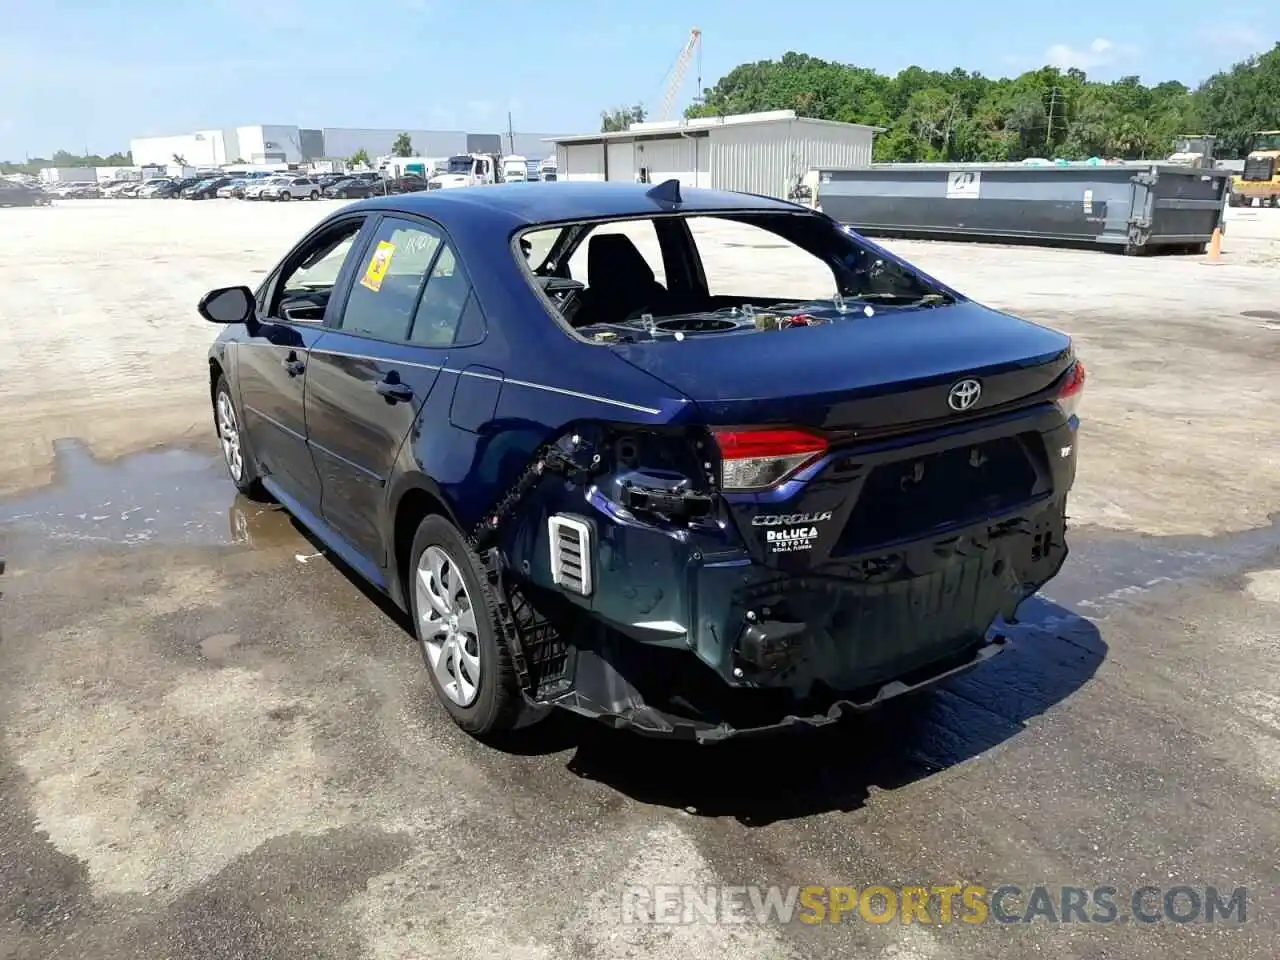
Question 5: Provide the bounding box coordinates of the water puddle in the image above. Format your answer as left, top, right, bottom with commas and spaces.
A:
0, 439, 296, 552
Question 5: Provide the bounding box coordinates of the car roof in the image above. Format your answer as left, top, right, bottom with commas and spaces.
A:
351, 181, 808, 231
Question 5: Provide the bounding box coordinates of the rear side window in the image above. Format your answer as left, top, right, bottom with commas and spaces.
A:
338, 218, 443, 341
409, 242, 478, 346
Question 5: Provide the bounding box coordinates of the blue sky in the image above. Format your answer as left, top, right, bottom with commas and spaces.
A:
0, 0, 1272, 159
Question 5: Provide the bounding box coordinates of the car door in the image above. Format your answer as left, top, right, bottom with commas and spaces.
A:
305, 214, 480, 565
235, 213, 375, 514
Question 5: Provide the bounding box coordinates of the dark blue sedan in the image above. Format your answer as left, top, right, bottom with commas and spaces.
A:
201, 180, 1087, 743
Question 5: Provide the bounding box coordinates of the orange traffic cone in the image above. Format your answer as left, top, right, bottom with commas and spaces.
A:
1203, 226, 1224, 265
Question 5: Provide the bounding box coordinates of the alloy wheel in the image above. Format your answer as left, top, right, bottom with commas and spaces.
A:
416, 545, 482, 706
216, 391, 244, 482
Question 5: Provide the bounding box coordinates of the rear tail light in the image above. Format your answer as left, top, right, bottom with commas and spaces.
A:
712, 427, 829, 491
1055, 359, 1087, 421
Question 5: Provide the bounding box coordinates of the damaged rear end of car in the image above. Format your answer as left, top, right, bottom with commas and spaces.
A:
481, 198, 1088, 742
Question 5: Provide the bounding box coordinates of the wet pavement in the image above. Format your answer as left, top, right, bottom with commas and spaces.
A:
1, 443, 1278, 960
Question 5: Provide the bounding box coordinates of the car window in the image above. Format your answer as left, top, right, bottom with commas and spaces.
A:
408, 241, 476, 346
520, 226, 565, 271
338, 217, 443, 341
276, 223, 363, 301
567, 219, 666, 286
684, 216, 836, 299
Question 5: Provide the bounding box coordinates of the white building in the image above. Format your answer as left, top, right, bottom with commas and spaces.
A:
546, 110, 879, 199
131, 125, 570, 169
234, 124, 306, 164
129, 128, 241, 167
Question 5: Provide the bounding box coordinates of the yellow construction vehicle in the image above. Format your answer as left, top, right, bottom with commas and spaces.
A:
1229, 131, 1280, 207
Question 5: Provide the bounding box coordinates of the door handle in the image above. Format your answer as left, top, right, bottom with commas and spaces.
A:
376, 379, 414, 402
281, 352, 305, 377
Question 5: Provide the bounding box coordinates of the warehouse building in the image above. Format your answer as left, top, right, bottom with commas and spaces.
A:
546, 110, 879, 199
131, 125, 566, 168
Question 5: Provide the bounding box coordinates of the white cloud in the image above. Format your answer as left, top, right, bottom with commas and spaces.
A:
1202, 24, 1267, 53
1045, 37, 1140, 71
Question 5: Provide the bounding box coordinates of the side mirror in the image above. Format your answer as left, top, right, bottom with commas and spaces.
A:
198, 285, 256, 325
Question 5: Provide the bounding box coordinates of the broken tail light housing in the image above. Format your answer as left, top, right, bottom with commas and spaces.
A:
1055, 359, 1087, 421
712, 427, 829, 491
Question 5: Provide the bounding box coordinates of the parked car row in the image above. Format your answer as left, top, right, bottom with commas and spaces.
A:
35, 169, 438, 203
0, 179, 52, 206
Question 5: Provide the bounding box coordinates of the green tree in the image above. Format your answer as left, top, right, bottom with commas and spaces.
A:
391, 133, 413, 157
1194, 43, 1280, 155
600, 104, 646, 132
350, 147, 371, 166
673, 46, 1280, 163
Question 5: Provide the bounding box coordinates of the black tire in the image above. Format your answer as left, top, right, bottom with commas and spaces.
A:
213, 375, 266, 499
279, 191, 291, 202
309, 190, 319, 200
408, 515, 523, 738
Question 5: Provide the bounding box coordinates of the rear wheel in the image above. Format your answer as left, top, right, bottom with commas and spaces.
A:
309, 190, 319, 200
279, 191, 291, 202
409, 515, 523, 738
214, 376, 265, 498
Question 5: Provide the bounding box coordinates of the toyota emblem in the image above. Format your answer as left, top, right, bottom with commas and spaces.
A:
947, 378, 982, 411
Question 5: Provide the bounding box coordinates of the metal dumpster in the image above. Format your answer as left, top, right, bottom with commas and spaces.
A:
810, 162, 1233, 254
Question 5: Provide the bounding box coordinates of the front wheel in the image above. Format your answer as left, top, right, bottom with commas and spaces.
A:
279, 191, 291, 202
214, 376, 265, 498
408, 516, 523, 738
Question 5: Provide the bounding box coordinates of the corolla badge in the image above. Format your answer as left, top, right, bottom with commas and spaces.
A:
947, 378, 982, 411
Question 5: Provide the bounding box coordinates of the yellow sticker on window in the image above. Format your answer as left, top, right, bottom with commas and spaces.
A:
360, 240, 396, 292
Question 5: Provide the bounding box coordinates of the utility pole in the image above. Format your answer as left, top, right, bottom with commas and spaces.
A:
1046, 87, 1060, 147
507, 112, 515, 155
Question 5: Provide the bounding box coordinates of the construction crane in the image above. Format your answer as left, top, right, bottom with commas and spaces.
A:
658, 28, 702, 122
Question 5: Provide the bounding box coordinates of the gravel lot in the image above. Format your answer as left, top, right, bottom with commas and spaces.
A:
1, 197, 1278, 960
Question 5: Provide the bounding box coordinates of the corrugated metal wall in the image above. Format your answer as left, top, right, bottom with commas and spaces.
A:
710, 119, 873, 198
634, 136, 711, 187
299, 129, 324, 161
558, 143, 606, 181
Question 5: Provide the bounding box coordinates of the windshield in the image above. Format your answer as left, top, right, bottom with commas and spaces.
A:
1253, 133, 1280, 151
518, 212, 952, 342
446, 156, 474, 174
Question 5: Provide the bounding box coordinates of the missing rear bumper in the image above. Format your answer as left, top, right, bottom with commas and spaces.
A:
541, 629, 1011, 743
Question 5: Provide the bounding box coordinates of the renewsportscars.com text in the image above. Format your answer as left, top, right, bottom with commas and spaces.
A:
621, 884, 1249, 926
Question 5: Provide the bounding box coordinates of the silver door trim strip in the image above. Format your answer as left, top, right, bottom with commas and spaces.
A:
309, 346, 442, 372
450, 368, 663, 415
305, 345, 666, 415
310, 439, 385, 483
244, 404, 306, 442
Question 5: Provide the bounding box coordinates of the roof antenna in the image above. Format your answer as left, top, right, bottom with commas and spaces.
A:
646, 178, 683, 204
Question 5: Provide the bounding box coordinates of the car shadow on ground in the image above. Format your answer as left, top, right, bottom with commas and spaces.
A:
516, 597, 1105, 825
274, 506, 1105, 826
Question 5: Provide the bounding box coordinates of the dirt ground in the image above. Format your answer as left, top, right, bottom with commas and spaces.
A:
1, 198, 1278, 960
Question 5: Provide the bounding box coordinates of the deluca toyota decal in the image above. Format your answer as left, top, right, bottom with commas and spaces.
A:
752, 511, 833, 527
